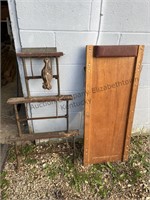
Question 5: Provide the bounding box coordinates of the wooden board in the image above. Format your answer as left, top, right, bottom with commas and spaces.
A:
84, 45, 144, 166
17, 48, 63, 58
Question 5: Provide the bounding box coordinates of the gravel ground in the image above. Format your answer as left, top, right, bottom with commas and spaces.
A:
1, 135, 150, 200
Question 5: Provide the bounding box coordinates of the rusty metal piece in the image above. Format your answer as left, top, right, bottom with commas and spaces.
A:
24, 103, 32, 134
18, 115, 67, 122
56, 101, 58, 117
30, 58, 34, 76
25, 75, 58, 80
66, 100, 69, 133
7, 95, 73, 104
14, 104, 22, 137
9, 130, 79, 142
41, 58, 53, 90
56, 57, 60, 96
22, 58, 30, 96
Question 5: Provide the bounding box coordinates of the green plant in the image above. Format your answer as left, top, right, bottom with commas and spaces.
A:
45, 162, 61, 179
20, 144, 35, 156
24, 157, 37, 164
7, 147, 16, 162
0, 171, 9, 189
0, 171, 9, 199
70, 169, 89, 191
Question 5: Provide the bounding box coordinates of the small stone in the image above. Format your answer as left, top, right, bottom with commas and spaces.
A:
42, 163, 47, 168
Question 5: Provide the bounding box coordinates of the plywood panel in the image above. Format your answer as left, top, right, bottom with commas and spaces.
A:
84, 45, 144, 166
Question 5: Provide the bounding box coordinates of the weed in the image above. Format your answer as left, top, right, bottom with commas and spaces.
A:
1, 190, 8, 200
7, 147, 16, 162
20, 144, 35, 156
0, 171, 9, 189
70, 169, 89, 191
45, 162, 61, 179
61, 156, 109, 198
0, 171, 9, 199
8, 144, 35, 162
24, 157, 37, 164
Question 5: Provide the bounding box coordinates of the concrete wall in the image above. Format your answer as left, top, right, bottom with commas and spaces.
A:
8, 0, 150, 135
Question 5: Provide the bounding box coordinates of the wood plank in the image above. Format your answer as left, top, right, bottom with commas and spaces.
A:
22, 48, 57, 53
93, 45, 138, 57
7, 95, 73, 104
84, 45, 144, 166
84, 45, 94, 165
123, 45, 144, 161
16, 52, 63, 58
8, 130, 79, 142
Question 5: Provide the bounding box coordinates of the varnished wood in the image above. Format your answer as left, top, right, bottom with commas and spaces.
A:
84, 45, 144, 166
93, 45, 138, 57
84, 46, 93, 165
123, 45, 144, 161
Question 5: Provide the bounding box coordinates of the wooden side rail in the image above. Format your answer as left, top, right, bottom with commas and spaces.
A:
7, 95, 73, 104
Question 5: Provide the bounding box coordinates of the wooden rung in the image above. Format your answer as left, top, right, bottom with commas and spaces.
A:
7, 95, 73, 104
16, 52, 63, 58
8, 130, 79, 142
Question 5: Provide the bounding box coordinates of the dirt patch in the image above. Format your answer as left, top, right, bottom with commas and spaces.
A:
1, 135, 150, 200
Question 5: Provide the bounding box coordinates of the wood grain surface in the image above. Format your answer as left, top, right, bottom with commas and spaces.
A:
84, 45, 144, 166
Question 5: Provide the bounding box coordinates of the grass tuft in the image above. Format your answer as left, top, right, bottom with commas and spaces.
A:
0, 171, 9, 199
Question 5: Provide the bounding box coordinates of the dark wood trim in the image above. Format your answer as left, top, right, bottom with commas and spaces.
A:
93, 45, 138, 58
